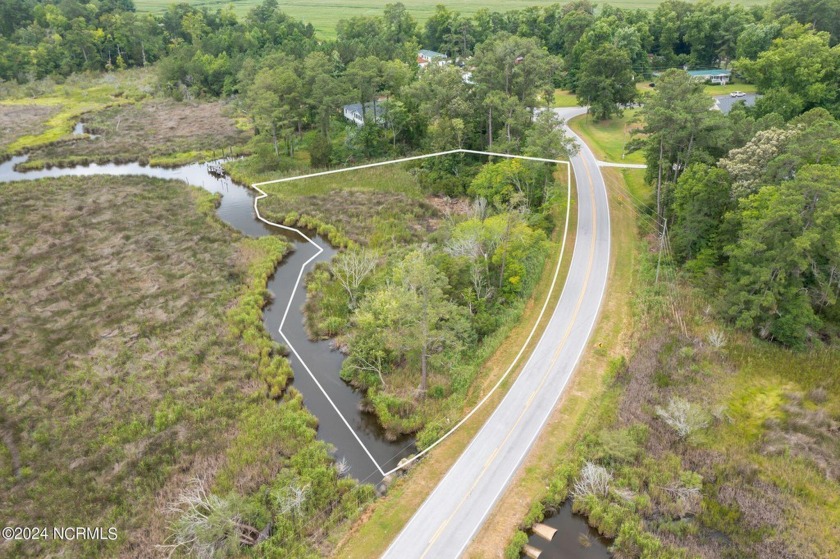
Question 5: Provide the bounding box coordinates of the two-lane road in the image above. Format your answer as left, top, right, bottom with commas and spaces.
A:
381, 107, 611, 559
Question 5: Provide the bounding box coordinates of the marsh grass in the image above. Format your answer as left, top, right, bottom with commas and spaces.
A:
0, 70, 155, 156
253, 164, 440, 246
22, 99, 252, 167
0, 175, 346, 557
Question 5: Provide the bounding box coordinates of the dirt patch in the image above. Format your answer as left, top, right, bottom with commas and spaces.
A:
28, 99, 251, 163
0, 103, 60, 151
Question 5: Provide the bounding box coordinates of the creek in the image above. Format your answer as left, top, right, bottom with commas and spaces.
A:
0, 154, 415, 483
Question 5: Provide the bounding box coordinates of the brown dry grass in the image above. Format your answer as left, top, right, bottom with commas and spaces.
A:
26, 99, 251, 165
0, 176, 266, 557
0, 104, 60, 152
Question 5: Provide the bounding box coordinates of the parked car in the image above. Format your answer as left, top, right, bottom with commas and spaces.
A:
730, 91, 746, 97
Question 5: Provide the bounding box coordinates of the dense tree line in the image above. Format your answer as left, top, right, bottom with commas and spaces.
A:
635, 68, 840, 347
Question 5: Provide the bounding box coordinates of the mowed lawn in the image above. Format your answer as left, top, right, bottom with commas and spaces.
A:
134, 0, 769, 37
568, 109, 646, 165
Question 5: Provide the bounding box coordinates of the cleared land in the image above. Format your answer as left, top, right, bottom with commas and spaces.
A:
134, 0, 769, 37
0, 176, 291, 557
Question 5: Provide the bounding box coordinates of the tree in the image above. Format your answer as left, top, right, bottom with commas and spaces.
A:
571, 462, 612, 499
736, 25, 840, 117
525, 110, 577, 160
390, 250, 467, 395
719, 127, 797, 199
655, 397, 711, 439
330, 248, 378, 308
639, 69, 727, 222
670, 163, 733, 265
773, 0, 840, 46
345, 56, 383, 124
164, 478, 260, 558
721, 165, 840, 346
576, 43, 636, 120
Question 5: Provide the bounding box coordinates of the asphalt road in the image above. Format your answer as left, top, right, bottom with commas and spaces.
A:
381, 106, 611, 559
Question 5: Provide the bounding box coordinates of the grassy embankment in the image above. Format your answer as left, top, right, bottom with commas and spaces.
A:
0, 70, 253, 169
332, 163, 577, 559
0, 176, 368, 558
134, 0, 769, 38
499, 114, 840, 558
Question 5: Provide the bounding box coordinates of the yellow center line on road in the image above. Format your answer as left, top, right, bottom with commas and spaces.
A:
417, 152, 601, 558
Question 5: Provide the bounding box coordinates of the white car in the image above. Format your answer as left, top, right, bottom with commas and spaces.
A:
730, 91, 747, 98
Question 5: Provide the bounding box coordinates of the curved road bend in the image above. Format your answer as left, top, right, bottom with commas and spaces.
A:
381, 107, 610, 559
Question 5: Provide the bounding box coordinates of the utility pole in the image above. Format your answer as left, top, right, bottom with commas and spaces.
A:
655, 218, 667, 285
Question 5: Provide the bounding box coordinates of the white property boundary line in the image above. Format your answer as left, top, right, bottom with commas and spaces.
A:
249, 149, 573, 478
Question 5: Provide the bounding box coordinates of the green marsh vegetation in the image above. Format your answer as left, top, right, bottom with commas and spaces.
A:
0, 176, 372, 558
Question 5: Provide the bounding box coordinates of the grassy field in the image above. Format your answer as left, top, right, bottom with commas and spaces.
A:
252, 163, 442, 247
134, 0, 770, 37
0, 175, 308, 557
568, 109, 646, 164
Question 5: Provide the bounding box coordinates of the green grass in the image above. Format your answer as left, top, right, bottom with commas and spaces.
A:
552, 88, 579, 108
637, 81, 759, 97
702, 82, 759, 96
133, 0, 770, 38
568, 110, 646, 164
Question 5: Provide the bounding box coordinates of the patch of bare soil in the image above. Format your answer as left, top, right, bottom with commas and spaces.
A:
0, 103, 60, 151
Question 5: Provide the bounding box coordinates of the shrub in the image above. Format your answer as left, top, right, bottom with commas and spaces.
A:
655, 397, 711, 439
571, 462, 612, 500
504, 531, 529, 559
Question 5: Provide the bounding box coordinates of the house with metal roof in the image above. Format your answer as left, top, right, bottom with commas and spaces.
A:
685, 69, 731, 85
342, 101, 385, 127
418, 49, 448, 68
